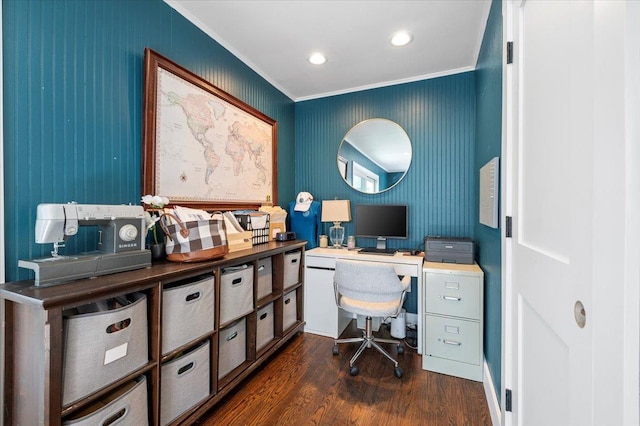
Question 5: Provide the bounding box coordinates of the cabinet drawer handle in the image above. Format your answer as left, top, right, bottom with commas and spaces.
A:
443, 296, 461, 301
258, 265, 265, 271
178, 361, 195, 375
226, 331, 238, 341
445, 281, 460, 290
102, 407, 127, 425
185, 291, 201, 302
105, 318, 131, 334
443, 339, 462, 346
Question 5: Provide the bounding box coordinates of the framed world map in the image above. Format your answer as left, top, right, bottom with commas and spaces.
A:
142, 48, 277, 210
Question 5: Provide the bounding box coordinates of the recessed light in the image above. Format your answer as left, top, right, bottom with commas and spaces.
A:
309, 53, 327, 65
390, 31, 413, 47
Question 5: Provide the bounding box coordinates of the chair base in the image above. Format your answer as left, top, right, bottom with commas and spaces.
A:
333, 316, 404, 378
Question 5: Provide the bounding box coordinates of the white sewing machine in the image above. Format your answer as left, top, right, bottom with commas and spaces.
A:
19, 203, 152, 286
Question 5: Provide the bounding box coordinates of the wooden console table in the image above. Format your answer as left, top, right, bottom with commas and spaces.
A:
1, 240, 306, 425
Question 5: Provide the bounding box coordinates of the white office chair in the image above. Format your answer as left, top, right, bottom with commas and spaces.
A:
332, 259, 411, 378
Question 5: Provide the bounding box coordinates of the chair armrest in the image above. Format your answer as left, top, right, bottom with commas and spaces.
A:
333, 281, 343, 308
399, 275, 411, 291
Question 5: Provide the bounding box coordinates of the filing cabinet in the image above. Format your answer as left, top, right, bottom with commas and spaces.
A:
422, 262, 484, 381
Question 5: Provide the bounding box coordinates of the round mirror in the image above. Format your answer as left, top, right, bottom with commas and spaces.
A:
338, 119, 412, 194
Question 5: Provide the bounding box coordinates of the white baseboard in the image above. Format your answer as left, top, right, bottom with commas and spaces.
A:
483, 360, 502, 426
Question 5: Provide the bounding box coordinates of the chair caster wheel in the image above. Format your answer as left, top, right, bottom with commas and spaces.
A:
349, 366, 359, 376
394, 367, 403, 378
397, 345, 404, 355
332, 345, 339, 355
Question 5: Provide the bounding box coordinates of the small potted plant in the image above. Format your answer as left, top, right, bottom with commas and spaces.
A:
142, 194, 170, 260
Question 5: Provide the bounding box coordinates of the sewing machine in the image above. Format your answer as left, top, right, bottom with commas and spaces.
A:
18, 203, 152, 286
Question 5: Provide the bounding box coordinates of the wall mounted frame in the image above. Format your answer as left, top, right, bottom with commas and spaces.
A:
479, 157, 499, 228
142, 48, 277, 210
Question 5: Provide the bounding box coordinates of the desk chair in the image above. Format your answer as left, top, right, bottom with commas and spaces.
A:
332, 259, 411, 378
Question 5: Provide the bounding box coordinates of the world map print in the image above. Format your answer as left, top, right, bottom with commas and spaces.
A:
155, 67, 274, 204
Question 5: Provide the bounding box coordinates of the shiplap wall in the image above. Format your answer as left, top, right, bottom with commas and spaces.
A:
3, 0, 295, 281
295, 72, 477, 313
474, 0, 504, 403
295, 72, 476, 249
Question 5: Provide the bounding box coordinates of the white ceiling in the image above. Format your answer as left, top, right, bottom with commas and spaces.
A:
166, 0, 492, 102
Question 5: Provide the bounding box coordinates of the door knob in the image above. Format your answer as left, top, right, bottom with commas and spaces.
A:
574, 300, 586, 328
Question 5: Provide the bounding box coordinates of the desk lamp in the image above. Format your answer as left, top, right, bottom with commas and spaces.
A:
321, 200, 351, 248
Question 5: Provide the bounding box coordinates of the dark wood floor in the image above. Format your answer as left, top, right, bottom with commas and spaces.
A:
194, 321, 492, 425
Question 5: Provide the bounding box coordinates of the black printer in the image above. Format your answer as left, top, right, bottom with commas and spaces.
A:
424, 236, 475, 264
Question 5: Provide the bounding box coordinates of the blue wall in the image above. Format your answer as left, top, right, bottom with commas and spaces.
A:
475, 0, 503, 402
3, 0, 295, 281
295, 73, 477, 313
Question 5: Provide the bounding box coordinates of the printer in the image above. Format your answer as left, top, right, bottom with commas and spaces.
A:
424, 236, 475, 264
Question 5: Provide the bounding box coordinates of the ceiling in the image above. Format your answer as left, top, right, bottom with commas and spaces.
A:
166, 0, 492, 102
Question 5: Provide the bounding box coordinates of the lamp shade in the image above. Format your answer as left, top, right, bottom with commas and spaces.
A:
321, 200, 351, 223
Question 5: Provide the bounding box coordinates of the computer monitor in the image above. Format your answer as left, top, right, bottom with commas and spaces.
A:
355, 204, 408, 250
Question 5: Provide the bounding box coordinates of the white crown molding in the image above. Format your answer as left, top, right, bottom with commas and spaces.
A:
164, 0, 296, 101
165, 0, 479, 103
295, 66, 476, 102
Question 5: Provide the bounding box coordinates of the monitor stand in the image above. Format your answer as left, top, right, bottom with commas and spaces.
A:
358, 237, 396, 255
359, 247, 396, 255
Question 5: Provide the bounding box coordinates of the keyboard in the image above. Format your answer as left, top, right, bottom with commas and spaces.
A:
358, 247, 397, 256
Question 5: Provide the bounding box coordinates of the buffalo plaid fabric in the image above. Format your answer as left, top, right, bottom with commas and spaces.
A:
165, 219, 227, 255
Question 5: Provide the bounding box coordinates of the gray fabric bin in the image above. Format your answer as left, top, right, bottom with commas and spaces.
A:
62, 293, 148, 405
283, 251, 301, 289
63, 376, 148, 425
162, 275, 215, 355
256, 257, 273, 300
283, 290, 298, 330
160, 341, 210, 426
218, 318, 247, 379
220, 265, 254, 325
256, 303, 274, 351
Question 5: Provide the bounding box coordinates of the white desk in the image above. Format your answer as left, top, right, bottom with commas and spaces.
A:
304, 247, 424, 354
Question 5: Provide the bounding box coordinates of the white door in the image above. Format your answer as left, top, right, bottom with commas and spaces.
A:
503, 1, 639, 425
